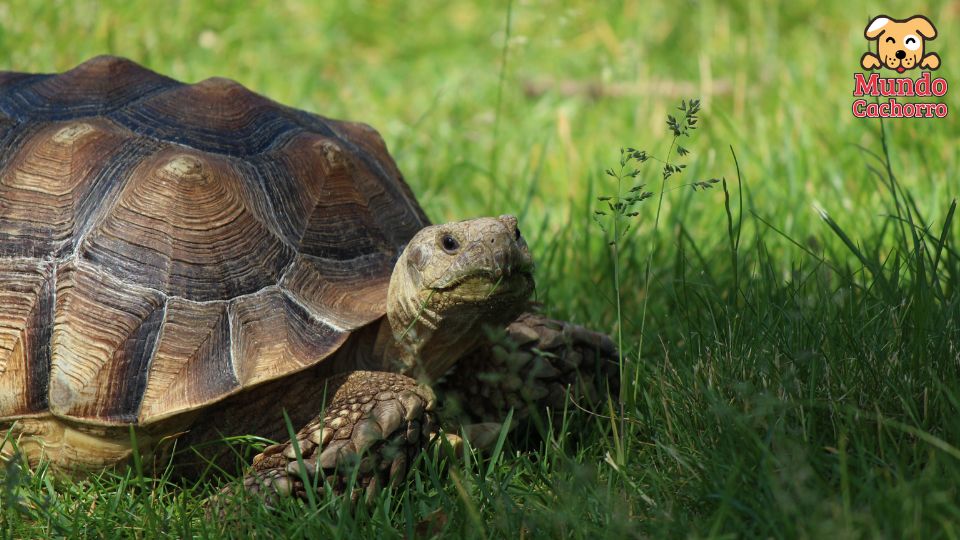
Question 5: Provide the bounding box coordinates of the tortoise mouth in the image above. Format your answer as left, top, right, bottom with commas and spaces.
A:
431, 269, 534, 302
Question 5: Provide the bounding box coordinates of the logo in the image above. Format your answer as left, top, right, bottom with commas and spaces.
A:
853, 14, 948, 118
861, 15, 940, 73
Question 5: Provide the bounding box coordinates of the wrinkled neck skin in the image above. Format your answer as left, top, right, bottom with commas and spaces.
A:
374, 261, 472, 381
373, 250, 523, 382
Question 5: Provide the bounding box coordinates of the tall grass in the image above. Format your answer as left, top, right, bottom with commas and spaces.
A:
2, 0, 959, 537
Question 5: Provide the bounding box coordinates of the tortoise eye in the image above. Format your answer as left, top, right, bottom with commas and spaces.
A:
441, 234, 460, 253
515, 227, 522, 241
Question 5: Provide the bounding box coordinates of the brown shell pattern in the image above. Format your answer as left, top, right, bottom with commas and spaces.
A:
0, 56, 428, 426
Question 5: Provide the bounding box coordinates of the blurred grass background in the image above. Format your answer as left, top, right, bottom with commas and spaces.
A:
2, 0, 960, 537
7, 0, 957, 322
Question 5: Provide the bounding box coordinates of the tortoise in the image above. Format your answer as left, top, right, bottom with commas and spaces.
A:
0, 56, 616, 501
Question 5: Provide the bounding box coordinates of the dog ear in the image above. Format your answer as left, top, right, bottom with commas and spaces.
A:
864, 15, 891, 40
908, 15, 937, 39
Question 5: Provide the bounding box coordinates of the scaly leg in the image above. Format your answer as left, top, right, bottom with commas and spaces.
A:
234, 371, 436, 506
439, 312, 619, 426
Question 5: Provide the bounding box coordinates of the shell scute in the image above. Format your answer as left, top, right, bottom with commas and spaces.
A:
0, 58, 429, 425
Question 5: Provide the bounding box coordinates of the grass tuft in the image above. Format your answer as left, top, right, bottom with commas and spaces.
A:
2, 1, 959, 537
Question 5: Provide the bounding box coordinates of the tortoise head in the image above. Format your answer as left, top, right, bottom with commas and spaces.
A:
401, 215, 534, 297
382, 215, 535, 378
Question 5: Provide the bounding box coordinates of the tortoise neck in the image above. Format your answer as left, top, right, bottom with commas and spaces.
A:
375, 254, 484, 381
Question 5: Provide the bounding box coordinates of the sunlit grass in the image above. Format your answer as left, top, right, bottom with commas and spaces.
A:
2, 0, 959, 537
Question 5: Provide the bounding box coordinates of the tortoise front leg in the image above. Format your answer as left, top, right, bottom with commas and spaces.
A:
439, 312, 619, 424
239, 371, 436, 506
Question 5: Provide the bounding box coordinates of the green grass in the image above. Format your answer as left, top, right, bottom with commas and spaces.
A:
2, 0, 960, 537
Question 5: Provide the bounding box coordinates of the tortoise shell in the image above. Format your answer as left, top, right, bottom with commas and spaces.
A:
0, 56, 428, 427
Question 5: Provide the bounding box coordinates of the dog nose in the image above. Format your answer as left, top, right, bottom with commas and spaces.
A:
896, 50, 906, 59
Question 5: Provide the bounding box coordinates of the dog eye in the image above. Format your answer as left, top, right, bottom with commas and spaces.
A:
885, 37, 895, 43
904, 34, 921, 51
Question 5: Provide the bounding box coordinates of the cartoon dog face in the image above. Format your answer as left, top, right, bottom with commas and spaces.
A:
861, 15, 940, 72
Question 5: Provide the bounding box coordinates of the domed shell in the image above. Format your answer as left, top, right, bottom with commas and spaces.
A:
0, 56, 428, 426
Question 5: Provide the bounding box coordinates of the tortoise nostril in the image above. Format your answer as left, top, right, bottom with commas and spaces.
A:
896, 50, 906, 59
